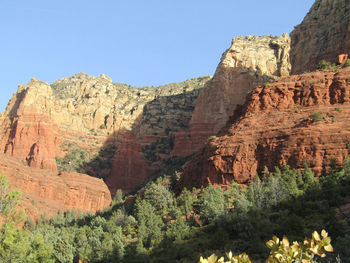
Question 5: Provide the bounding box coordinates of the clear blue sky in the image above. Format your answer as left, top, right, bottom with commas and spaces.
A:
0, 0, 315, 112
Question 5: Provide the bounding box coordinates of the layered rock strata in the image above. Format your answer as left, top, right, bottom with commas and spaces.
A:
0, 154, 111, 219
178, 67, 350, 190
0, 79, 62, 173
0, 74, 210, 197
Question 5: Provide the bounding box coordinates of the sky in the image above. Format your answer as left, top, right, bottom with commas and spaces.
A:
0, 0, 315, 112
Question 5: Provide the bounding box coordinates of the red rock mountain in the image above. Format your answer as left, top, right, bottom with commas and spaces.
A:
177, 0, 350, 190
107, 131, 154, 194
1, 0, 350, 216
179, 68, 350, 189
0, 154, 111, 219
0, 74, 209, 216
172, 34, 291, 156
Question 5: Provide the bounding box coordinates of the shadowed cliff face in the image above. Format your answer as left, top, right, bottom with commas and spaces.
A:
105, 88, 202, 194
290, 0, 350, 74
0, 34, 292, 201
0, 74, 210, 207
178, 68, 350, 190
3, 0, 350, 215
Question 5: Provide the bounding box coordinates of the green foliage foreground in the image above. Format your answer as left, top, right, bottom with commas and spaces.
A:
1, 159, 350, 262
199, 229, 333, 263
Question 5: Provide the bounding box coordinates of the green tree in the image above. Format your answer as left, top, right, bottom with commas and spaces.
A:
166, 217, 190, 241
0, 223, 31, 262
144, 182, 173, 211
0, 173, 23, 223
199, 184, 226, 223
113, 189, 124, 206
76, 226, 94, 262
51, 228, 75, 263
177, 188, 194, 218
135, 199, 164, 248
28, 232, 55, 263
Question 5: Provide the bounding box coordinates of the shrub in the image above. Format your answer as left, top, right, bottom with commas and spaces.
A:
0, 173, 23, 223
316, 60, 337, 71
342, 59, 350, 68
294, 105, 299, 113
199, 230, 333, 263
310, 112, 324, 123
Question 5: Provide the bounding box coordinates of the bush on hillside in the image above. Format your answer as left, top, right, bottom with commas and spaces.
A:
316, 60, 337, 71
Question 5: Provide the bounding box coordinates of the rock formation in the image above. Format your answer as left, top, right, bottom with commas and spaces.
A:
3, 0, 350, 215
0, 79, 62, 173
290, 0, 350, 74
0, 73, 210, 202
178, 67, 350, 190
0, 154, 111, 219
172, 34, 291, 156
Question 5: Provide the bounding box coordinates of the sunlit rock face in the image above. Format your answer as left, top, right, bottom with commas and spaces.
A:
179, 68, 350, 190
0, 73, 210, 206
172, 34, 291, 157
290, 0, 350, 74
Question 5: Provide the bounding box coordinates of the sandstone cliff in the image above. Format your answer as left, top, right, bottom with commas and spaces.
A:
178, 67, 350, 190
0, 79, 62, 173
172, 34, 291, 156
0, 74, 210, 198
290, 0, 350, 74
107, 131, 154, 194
0, 154, 111, 219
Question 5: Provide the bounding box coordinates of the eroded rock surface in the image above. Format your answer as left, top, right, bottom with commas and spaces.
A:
0, 74, 210, 199
290, 0, 350, 74
172, 34, 291, 156
0, 154, 111, 219
0, 79, 62, 173
179, 68, 350, 190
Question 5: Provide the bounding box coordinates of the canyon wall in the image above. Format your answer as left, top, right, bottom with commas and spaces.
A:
178, 67, 350, 190
172, 34, 291, 156
3, 0, 350, 213
290, 0, 350, 74
0, 154, 111, 219
0, 74, 210, 203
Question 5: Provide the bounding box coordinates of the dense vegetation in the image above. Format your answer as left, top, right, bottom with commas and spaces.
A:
1, 159, 350, 262
56, 142, 117, 179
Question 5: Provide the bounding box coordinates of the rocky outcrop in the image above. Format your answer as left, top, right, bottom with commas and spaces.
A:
178, 67, 350, 190
0, 74, 209, 198
49, 73, 210, 138
0, 154, 111, 219
0, 79, 62, 173
172, 34, 291, 156
290, 0, 350, 74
